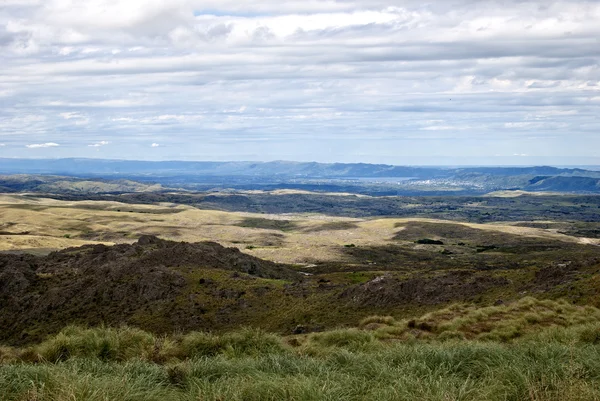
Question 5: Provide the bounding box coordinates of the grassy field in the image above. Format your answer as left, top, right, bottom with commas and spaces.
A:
3, 193, 600, 343
2, 298, 600, 400
3, 193, 600, 399
1, 194, 598, 264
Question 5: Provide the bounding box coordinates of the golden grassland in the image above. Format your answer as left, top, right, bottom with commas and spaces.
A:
1, 194, 598, 264
3, 194, 600, 399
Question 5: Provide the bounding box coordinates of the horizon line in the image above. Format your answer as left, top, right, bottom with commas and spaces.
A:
0, 157, 598, 169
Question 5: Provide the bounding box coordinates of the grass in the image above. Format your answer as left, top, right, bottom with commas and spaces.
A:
4, 298, 600, 400
31, 326, 159, 363
176, 328, 288, 359
3, 333, 600, 400
2, 194, 599, 266
369, 297, 600, 342
10, 326, 289, 364
3, 195, 600, 398
236, 217, 299, 232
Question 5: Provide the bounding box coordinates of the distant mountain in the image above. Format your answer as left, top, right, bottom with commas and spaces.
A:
1, 158, 599, 179
0, 175, 162, 194
1, 159, 600, 194
525, 176, 600, 192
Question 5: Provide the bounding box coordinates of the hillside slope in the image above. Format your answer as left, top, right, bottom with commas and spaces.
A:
0, 236, 298, 344
0, 175, 162, 194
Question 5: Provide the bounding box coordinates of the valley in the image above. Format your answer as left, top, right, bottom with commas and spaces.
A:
2, 192, 600, 344
4, 0, 599, 395
2, 185, 600, 400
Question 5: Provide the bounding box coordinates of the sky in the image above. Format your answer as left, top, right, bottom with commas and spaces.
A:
0, 0, 599, 165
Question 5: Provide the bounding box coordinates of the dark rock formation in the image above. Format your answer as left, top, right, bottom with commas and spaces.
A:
0, 236, 298, 344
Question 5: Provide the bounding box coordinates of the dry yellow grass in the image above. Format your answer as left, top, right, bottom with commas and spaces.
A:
0, 235, 110, 251
0, 194, 597, 262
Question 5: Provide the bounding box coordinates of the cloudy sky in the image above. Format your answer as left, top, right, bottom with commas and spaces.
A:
1, 0, 599, 165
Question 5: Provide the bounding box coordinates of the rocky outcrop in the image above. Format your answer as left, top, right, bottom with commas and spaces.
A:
0, 236, 298, 344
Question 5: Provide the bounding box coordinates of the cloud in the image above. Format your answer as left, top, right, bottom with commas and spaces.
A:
58, 111, 90, 126
26, 143, 59, 148
151, 143, 160, 147
59, 112, 82, 120
0, 0, 599, 164
88, 140, 110, 147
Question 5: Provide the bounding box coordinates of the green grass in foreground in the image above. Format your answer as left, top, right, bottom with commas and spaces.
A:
3, 298, 600, 400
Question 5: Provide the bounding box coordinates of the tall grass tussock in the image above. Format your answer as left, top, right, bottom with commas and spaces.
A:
3, 298, 600, 400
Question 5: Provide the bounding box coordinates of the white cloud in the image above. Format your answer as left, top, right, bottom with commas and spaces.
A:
1, 0, 599, 163
88, 140, 110, 147
47, 99, 152, 108
59, 112, 82, 120
151, 143, 160, 147
157, 114, 186, 121
421, 126, 455, 131
58, 111, 90, 125
26, 143, 59, 148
